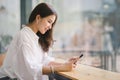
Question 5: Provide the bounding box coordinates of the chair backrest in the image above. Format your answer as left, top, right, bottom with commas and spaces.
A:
0, 53, 6, 67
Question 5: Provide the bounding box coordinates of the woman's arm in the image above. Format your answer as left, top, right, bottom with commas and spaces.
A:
42, 52, 80, 74
42, 62, 73, 74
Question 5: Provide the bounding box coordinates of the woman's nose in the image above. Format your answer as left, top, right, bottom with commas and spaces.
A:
49, 25, 52, 29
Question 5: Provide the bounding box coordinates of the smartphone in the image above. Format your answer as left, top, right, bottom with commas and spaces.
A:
79, 54, 83, 58
74, 54, 84, 64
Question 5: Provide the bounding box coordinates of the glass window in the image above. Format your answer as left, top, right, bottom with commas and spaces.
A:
37, 0, 120, 72
0, 0, 20, 53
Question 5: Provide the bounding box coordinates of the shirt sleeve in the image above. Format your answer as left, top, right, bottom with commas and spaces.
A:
13, 43, 43, 80
43, 49, 55, 65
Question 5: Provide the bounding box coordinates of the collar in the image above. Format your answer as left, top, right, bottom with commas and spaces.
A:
22, 25, 39, 41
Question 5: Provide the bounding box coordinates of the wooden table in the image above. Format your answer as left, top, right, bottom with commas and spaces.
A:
56, 59, 120, 80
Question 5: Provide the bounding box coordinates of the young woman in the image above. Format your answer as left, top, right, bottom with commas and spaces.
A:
0, 3, 79, 80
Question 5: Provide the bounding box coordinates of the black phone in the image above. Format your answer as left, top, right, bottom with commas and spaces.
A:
74, 54, 84, 64
79, 54, 83, 58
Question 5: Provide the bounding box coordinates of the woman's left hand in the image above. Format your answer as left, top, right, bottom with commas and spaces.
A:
68, 57, 80, 68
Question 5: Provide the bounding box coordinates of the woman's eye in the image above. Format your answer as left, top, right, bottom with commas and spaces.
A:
48, 21, 51, 24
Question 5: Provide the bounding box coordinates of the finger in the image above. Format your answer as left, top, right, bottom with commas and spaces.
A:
69, 57, 80, 64
69, 58, 76, 61
73, 64, 77, 68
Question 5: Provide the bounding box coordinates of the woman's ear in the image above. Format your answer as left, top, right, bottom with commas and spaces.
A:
36, 15, 41, 24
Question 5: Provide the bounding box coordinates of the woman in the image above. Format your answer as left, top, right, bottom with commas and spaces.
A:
0, 3, 79, 80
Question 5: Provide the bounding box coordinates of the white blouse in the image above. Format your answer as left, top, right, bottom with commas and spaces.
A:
0, 25, 54, 80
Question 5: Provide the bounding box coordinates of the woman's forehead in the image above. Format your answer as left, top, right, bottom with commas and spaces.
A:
45, 15, 56, 21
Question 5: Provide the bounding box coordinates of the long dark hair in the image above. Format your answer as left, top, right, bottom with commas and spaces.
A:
28, 3, 57, 52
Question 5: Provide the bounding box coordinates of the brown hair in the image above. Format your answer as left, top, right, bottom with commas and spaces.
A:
28, 3, 57, 52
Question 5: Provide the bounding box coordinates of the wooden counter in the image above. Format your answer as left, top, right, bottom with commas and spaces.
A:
56, 59, 120, 80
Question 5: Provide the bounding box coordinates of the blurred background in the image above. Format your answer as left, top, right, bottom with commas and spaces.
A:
0, 0, 120, 73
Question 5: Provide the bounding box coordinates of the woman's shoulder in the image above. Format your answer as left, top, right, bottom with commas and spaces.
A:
12, 27, 31, 44
19, 27, 32, 42
12, 25, 37, 46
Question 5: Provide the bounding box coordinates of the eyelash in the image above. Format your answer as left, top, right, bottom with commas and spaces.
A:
48, 20, 52, 24
48, 21, 51, 23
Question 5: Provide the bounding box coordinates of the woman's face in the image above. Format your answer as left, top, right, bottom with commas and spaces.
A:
37, 15, 56, 34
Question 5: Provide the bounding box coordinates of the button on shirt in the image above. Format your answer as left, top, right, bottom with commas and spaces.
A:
0, 25, 54, 80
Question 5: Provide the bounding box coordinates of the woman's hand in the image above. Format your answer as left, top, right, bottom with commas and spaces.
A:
45, 57, 81, 73
68, 57, 80, 65
62, 62, 74, 72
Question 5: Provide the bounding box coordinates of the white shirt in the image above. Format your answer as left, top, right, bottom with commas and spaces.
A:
0, 25, 54, 80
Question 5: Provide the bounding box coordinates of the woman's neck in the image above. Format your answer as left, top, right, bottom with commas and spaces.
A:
27, 23, 38, 33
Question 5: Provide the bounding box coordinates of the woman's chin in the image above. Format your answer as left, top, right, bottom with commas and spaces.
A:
41, 31, 46, 34
40, 30, 47, 34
